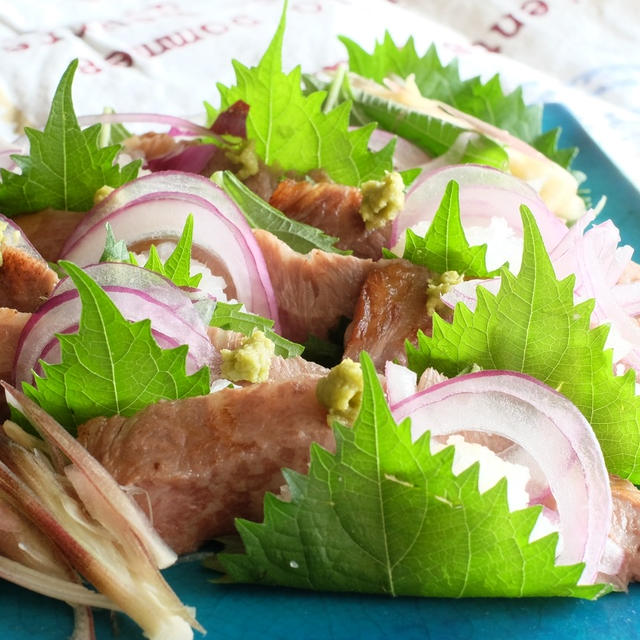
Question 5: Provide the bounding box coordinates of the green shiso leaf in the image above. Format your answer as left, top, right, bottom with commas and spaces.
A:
214, 170, 348, 255
402, 179, 503, 277
348, 89, 509, 170
407, 206, 640, 481
219, 352, 606, 599
100, 215, 202, 288
24, 261, 210, 433
214, 3, 393, 186
340, 32, 576, 169
0, 60, 140, 216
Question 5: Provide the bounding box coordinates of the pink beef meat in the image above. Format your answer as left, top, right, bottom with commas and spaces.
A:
604, 475, 640, 589
269, 178, 391, 259
254, 229, 378, 342
13, 209, 83, 262
343, 260, 441, 370
77, 376, 332, 554
0, 307, 29, 382
0, 246, 58, 312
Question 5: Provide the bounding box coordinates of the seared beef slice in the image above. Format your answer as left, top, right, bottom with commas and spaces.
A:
78, 376, 332, 554
254, 229, 377, 342
269, 179, 390, 259
344, 260, 436, 369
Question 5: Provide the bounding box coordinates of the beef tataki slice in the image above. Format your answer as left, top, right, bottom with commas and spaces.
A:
14, 209, 83, 262
0, 307, 29, 382
207, 326, 328, 381
254, 229, 377, 342
0, 245, 58, 312
343, 260, 439, 370
77, 376, 332, 554
604, 475, 640, 589
269, 179, 391, 259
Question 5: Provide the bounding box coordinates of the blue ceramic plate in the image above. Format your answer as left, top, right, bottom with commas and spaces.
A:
2, 104, 639, 640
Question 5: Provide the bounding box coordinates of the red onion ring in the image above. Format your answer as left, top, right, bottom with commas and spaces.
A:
366, 128, 432, 171
77, 113, 213, 138
0, 146, 24, 172
145, 144, 218, 174
60, 181, 279, 325
391, 370, 612, 584
392, 164, 568, 250
62, 171, 248, 247
14, 263, 215, 385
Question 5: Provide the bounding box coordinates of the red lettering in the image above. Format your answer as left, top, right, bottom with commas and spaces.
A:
490, 13, 525, 38
200, 22, 228, 36
42, 31, 63, 46
135, 28, 205, 58
292, 1, 323, 13
77, 58, 102, 74
3, 41, 29, 52
473, 40, 501, 53
522, 0, 548, 16
105, 50, 133, 67
136, 40, 170, 58
157, 29, 202, 49
232, 15, 261, 27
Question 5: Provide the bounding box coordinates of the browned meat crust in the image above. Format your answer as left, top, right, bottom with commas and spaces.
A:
343, 260, 438, 369
77, 376, 332, 554
269, 178, 390, 259
605, 475, 640, 589
0, 307, 29, 383
254, 229, 378, 342
0, 246, 58, 312
13, 209, 83, 262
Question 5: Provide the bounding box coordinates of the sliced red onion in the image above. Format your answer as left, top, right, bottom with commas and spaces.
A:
391, 370, 612, 584
384, 361, 417, 406
14, 262, 215, 385
77, 113, 213, 138
393, 167, 568, 264
367, 128, 432, 171
62, 171, 249, 248
145, 144, 217, 174
550, 211, 640, 371
614, 282, 640, 316
60, 188, 278, 324
440, 278, 501, 313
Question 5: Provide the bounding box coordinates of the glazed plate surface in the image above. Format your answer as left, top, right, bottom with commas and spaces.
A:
1, 104, 639, 640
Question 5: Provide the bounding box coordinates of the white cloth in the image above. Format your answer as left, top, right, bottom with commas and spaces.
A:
0, 0, 638, 184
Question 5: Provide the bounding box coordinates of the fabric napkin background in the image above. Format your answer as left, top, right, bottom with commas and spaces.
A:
0, 0, 638, 186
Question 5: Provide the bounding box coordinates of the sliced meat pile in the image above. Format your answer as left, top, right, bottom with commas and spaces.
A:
343, 260, 441, 369
0, 246, 58, 312
269, 178, 391, 259
13, 209, 83, 262
77, 375, 332, 554
0, 308, 29, 382
604, 475, 640, 589
207, 326, 328, 382
254, 229, 378, 342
